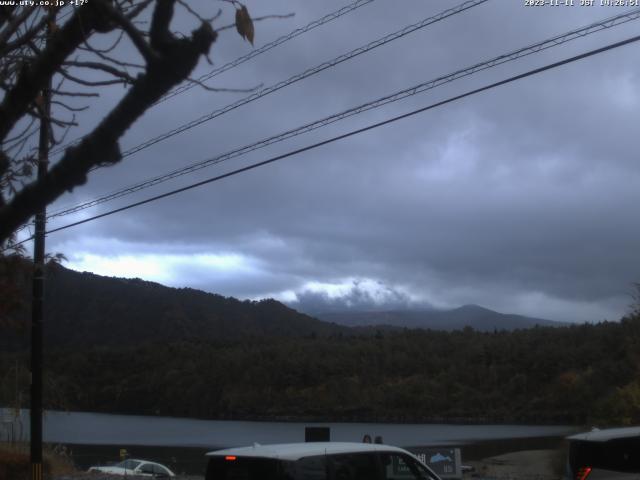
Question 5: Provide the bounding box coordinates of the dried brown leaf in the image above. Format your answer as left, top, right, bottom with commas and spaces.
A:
235, 4, 254, 45
235, 7, 245, 40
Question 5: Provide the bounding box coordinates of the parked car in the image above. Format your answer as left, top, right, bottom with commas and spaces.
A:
88, 458, 175, 477
205, 442, 441, 480
566, 426, 640, 480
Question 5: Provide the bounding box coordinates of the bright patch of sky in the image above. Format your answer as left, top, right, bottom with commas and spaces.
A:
67, 252, 252, 287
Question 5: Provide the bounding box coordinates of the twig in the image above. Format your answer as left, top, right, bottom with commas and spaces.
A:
63, 60, 136, 83
185, 76, 263, 93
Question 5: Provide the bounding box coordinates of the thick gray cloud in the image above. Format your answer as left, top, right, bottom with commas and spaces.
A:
289, 279, 430, 314
29, 0, 640, 323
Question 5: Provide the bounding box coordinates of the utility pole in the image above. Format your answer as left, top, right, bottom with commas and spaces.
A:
30, 42, 50, 480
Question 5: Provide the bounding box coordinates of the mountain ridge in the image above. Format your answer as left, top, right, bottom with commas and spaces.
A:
313, 303, 565, 331
2, 263, 567, 351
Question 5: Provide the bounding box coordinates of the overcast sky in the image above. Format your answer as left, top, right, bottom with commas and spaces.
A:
21, 0, 640, 322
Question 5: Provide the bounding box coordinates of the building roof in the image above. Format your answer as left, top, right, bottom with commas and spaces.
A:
206, 442, 408, 461
567, 426, 640, 442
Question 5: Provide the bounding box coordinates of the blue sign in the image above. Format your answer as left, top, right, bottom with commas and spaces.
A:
410, 448, 462, 479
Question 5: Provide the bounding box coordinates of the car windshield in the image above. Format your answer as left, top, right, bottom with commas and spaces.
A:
116, 460, 142, 470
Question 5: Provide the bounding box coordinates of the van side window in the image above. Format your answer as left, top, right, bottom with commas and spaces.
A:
379, 453, 435, 480
205, 457, 281, 480
284, 455, 327, 480
328, 453, 379, 480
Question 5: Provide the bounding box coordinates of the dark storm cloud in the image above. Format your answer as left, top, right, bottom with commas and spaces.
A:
41, 0, 640, 323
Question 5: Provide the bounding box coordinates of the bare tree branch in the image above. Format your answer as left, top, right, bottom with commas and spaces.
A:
79, 29, 126, 55
0, 7, 35, 51
51, 89, 100, 98
25, 107, 78, 129
0, 8, 218, 242
150, 0, 176, 51
185, 76, 262, 93
86, 48, 145, 69
125, 0, 155, 20
63, 60, 136, 83
0, 0, 271, 247
0, 11, 50, 56
0, 2, 110, 141
58, 68, 130, 87
51, 101, 89, 113
3, 115, 36, 144
102, 3, 158, 64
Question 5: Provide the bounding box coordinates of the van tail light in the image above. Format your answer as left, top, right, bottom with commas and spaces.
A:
576, 466, 592, 480
225, 456, 237, 461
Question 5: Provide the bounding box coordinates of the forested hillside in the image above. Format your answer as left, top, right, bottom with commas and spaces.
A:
0, 263, 344, 350
2, 315, 639, 425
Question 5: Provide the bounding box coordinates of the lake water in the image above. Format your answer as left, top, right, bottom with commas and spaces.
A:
1, 409, 579, 474
2, 409, 577, 448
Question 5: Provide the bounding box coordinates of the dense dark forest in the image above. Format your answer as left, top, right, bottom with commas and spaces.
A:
2, 316, 640, 425
1, 262, 639, 426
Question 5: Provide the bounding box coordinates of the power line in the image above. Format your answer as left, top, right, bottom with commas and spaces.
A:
78, 0, 489, 164
7, 30, 636, 251
157, 0, 375, 104
44, 0, 489, 218
43, 0, 488, 218
45, 7, 640, 220
48, 0, 375, 157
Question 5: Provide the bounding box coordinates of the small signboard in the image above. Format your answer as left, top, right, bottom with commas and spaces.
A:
305, 426, 330, 442
410, 448, 462, 479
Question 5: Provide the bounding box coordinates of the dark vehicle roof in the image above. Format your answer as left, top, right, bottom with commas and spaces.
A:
567, 427, 640, 443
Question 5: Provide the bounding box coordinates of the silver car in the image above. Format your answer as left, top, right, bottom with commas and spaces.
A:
89, 458, 175, 477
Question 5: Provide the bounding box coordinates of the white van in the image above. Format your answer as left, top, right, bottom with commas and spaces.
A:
205, 442, 441, 480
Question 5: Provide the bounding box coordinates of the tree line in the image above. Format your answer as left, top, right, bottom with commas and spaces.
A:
2, 314, 639, 425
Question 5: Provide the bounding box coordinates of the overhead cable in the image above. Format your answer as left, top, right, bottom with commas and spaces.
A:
8, 30, 636, 251
48, 0, 375, 157
45, 7, 640, 220
158, 0, 376, 104
106, 0, 490, 160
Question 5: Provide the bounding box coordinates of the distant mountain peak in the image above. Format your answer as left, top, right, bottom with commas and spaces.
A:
315, 305, 564, 332
456, 304, 490, 312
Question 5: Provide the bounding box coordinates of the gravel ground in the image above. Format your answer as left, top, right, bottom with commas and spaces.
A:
466, 449, 563, 480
